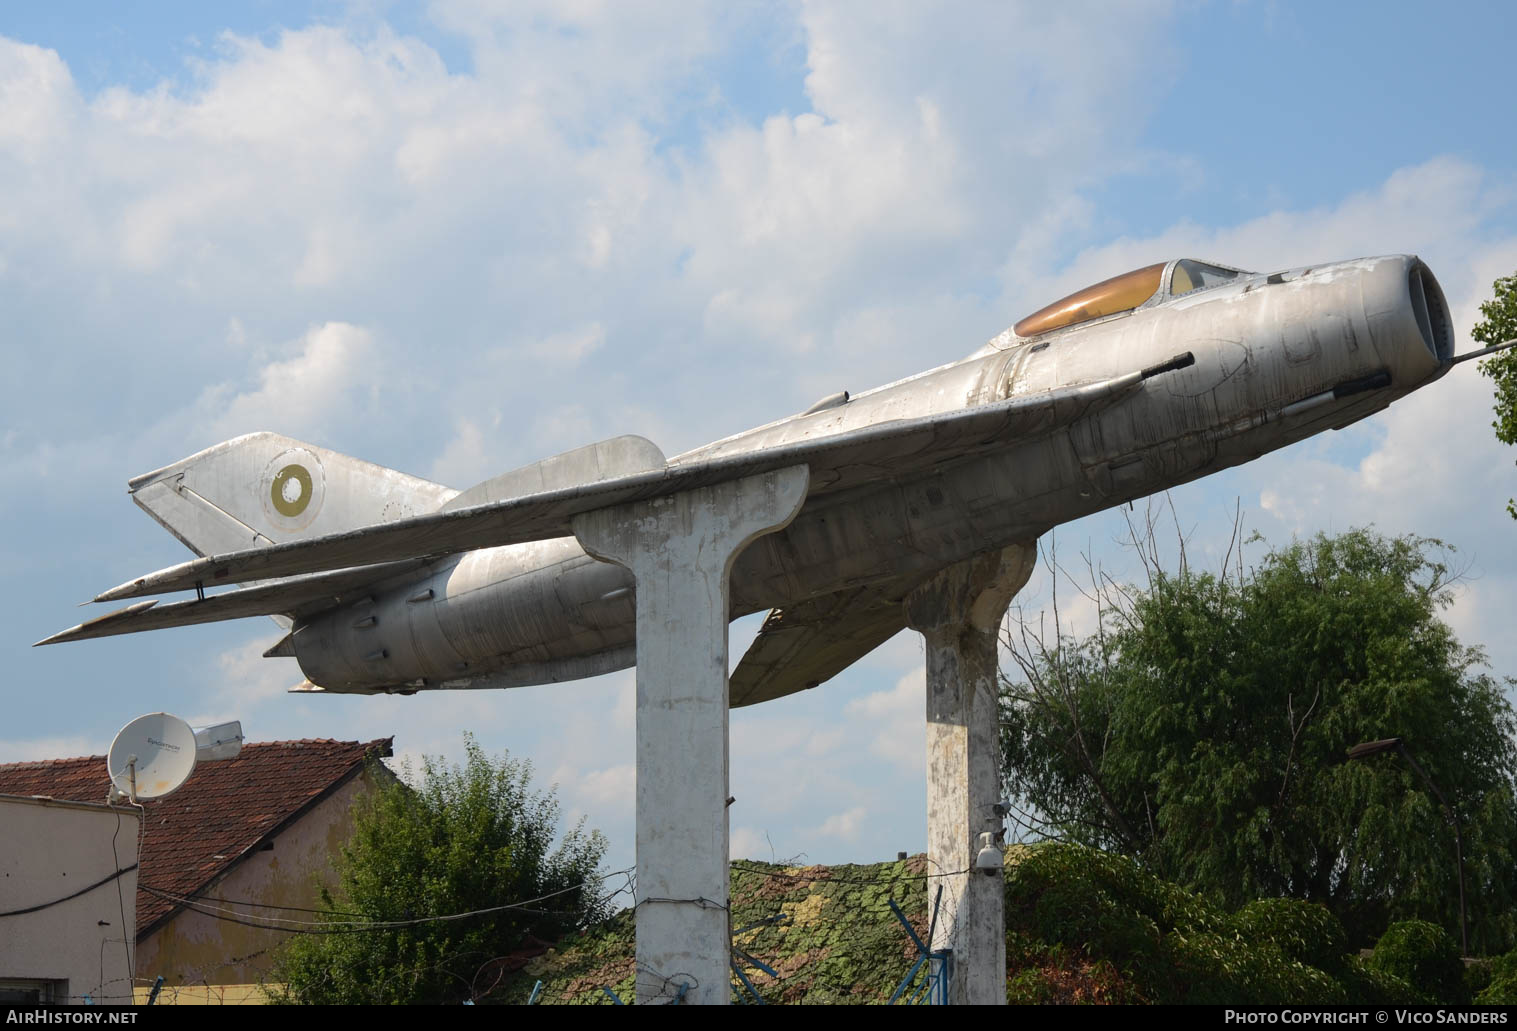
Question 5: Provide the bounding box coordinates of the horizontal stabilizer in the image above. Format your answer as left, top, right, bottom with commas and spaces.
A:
36, 559, 428, 646
89, 368, 1161, 604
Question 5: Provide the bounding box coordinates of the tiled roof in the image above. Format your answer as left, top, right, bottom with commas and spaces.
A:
0, 737, 391, 938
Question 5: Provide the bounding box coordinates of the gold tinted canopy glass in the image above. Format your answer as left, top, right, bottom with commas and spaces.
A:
1014, 262, 1167, 338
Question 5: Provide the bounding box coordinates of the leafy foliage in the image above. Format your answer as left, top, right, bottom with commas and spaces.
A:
1472, 947, 1517, 1004
271, 737, 608, 1004
1001, 527, 1517, 951
1231, 897, 1347, 973
1004, 842, 1355, 1005
1474, 272, 1517, 518
498, 845, 1465, 1005
1369, 920, 1466, 1004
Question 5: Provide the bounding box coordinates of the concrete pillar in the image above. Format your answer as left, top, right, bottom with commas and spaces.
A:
905, 542, 1037, 1006
572, 466, 809, 1005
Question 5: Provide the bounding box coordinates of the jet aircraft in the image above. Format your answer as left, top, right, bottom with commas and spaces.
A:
41, 254, 1502, 707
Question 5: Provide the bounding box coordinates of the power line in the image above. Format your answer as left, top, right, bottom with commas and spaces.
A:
139, 865, 636, 935
143, 864, 637, 921
731, 860, 973, 884
0, 863, 139, 918
138, 884, 371, 917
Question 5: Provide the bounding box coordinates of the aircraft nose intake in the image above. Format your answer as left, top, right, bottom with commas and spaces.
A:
1407, 260, 1455, 363
1364, 256, 1454, 386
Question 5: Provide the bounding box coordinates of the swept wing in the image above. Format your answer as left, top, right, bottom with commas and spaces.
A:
45, 353, 1192, 645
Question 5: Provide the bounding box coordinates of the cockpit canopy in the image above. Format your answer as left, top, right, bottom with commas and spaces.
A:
1014, 259, 1243, 338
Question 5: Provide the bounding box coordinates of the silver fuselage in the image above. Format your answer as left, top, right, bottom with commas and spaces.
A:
291, 255, 1452, 693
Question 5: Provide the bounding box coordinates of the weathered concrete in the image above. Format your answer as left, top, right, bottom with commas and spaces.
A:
572, 466, 809, 1005
906, 542, 1037, 1006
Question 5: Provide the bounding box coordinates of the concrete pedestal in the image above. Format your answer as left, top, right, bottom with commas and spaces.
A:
905, 542, 1037, 1006
572, 466, 809, 1005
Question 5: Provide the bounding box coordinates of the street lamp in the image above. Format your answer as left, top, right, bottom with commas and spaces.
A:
1346, 737, 1468, 956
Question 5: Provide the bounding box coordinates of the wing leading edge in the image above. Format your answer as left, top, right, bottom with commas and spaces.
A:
35, 560, 431, 646
44, 353, 1192, 646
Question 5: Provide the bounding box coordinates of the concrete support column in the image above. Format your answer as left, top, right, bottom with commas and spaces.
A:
572, 466, 809, 1005
905, 542, 1037, 1006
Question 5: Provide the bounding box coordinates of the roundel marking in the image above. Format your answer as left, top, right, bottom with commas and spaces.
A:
260, 447, 326, 532
271, 464, 314, 517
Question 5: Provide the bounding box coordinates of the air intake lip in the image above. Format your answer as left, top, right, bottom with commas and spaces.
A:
1408, 261, 1454, 363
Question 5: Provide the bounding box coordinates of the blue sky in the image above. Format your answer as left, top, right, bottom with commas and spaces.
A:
2, 1, 1515, 876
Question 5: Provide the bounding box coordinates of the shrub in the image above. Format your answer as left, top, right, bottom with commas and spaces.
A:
1474, 947, 1517, 1004
270, 738, 607, 1004
1368, 920, 1466, 1004
1230, 898, 1349, 973
1005, 843, 1355, 1004
1477, 974, 1517, 1005
1339, 955, 1425, 1005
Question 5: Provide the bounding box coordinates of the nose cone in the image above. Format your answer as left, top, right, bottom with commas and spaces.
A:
1356, 255, 1454, 389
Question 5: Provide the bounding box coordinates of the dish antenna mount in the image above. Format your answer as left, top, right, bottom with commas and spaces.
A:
107, 713, 243, 802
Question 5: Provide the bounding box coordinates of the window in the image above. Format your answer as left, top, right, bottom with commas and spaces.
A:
0, 979, 66, 1003
1169, 259, 1240, 297
1014, 263, 1166, 338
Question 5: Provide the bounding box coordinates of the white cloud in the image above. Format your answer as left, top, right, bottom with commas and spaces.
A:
201, 322, 377, 442
426, 0, 725, 125
806, 805, 867, 841
574, 762, 635, 810
428, 416, 497, 488
731, 826, 778, 862
201, 632, 301, 723
0, 39, 78, 163
843, 668, 923, 772
527, 323, 605, 366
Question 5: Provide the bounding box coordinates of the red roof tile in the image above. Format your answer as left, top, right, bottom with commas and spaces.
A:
0, 737, 391, 938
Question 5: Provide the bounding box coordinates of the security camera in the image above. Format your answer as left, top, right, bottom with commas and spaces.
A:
974, 832, 1002, 877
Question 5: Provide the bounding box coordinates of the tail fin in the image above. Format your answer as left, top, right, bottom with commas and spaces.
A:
128, 432, 459, 558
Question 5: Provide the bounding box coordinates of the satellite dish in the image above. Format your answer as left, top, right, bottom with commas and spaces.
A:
108, 713, 197, 801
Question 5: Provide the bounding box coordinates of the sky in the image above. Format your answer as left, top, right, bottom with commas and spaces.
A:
2, 0, 1516, 878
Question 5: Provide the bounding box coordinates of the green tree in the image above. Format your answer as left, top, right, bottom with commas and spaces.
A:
1000, 527, 1517, 952
1475, 272, 1517, 519
272, 737, 608, 1004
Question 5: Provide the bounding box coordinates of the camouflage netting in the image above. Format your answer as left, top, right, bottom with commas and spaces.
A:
493, 843, 1451, 1005
494, 857, 933, 1005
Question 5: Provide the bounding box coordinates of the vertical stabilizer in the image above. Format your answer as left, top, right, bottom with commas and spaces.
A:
127, 432, 459, 558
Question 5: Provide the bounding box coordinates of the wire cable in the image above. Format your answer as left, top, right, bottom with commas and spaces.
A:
110, 808, 134, 998
138, 865, 636, 934
0, 863, 139, 917
136, 885, 371, 917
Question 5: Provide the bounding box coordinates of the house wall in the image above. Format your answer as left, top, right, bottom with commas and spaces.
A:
0, 795, 140, 1005
134, 767, 383, 988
